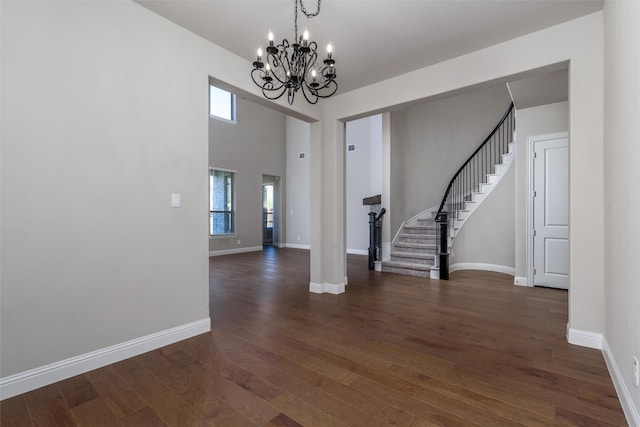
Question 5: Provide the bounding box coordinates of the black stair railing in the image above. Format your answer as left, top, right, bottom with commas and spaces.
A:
435, 102, 515, 280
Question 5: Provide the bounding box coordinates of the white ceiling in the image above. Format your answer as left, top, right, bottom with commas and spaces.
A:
135, 0, 602, 95
508, 68, 568, 109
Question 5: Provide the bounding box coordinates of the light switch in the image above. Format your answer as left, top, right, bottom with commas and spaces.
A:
171, 193, 181, 208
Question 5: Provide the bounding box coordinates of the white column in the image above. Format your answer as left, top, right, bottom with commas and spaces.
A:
309, 116, 347, 294
381, 112, 392, 261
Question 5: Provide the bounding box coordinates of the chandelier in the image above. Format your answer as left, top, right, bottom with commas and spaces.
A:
251, 0, 337, 105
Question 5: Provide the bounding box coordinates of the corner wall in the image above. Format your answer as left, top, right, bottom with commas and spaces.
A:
603, 1, 640, 423
285, 116, 311, 249
451, 165, 515, 272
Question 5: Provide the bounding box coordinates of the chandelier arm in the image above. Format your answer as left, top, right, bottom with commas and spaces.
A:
301, 51, 317, 85
279, 44, 295, 81
265, 53, 288, 86
300, 83, 319, 104
314, 79, 338, 98
251, 68, 287, 96
287, 87, 296, 105
262, 84, 287, 101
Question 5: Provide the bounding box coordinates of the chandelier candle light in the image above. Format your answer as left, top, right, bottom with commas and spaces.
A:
251, 0, 337, 105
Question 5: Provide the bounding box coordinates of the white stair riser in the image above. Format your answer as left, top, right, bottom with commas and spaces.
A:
390, 256, 435, 265
394, 247, 437, 254
403, 227, 437, 235
381, 265, 431, 277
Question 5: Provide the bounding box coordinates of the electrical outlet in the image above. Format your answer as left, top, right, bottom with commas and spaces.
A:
633, 356, 639, 388
237, 239, 241, 245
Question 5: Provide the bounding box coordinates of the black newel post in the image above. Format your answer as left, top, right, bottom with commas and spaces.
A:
367, 208, 386, 270
368, 212, 377, 270
438, 212, 449, 280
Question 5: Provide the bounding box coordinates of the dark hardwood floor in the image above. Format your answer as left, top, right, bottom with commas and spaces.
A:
1, 248, 626, 426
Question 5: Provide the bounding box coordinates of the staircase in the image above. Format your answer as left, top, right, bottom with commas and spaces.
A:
382, 217, 437, 277
382, 102, 515, 279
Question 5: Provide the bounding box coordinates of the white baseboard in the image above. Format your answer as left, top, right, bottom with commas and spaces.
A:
209, 246, 263, 256
602, 338, 640, 427
514, 276, 529, 286
282, 243, 310, 250
309, 281, 345, 295
566, 325, 602, 350
0, 318, 211, 400
449, 262, 515, 276
347, 248, 368, 256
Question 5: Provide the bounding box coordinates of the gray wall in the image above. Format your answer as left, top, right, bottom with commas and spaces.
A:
390, 85, 512, 235
1, 2, 209, 377
285, 117, 311, 248
346, 115, 382, 253
603, 0, 640, 412
514, 102, 569, 278
451, 165, 515, 270
209, 95, 287, 253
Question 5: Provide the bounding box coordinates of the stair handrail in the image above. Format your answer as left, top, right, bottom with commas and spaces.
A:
435, 102, 515, 280
435, 102, 515, 222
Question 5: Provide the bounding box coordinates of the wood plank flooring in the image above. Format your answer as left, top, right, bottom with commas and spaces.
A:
1, 248, 627, 426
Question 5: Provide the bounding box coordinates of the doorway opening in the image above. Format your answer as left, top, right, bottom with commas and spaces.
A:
262, 175, 280, 247
527, 132, 569, 289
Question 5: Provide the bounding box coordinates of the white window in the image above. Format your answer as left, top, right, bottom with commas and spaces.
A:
210, 169, 236, 236
209, 85, 236, 122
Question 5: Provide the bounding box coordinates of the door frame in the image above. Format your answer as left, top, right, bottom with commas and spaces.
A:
526, 132, 569, 287
261, 175, 281, 247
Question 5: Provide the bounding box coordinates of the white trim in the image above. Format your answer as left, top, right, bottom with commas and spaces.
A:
208, 166, 238, 173
209, 246, 263, 257
0, 318, 211, 400
566, 325, 602, 350
449, 262, 515, 276
308, 281, 346, 295
602, 338, 640, 427
347, 248, 368, 256
282, 243, 310, 250
526, 132, 569, 287
514, 276, 530, 286
381, 242, 391, 261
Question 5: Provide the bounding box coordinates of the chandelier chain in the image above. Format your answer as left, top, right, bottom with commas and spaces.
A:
294, 0, 322, 40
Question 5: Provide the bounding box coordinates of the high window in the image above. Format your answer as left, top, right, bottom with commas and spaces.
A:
210, 169, 235, 236
209, 85, 236, 122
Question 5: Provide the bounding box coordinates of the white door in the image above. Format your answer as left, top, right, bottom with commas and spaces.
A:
533, 136, 569, 289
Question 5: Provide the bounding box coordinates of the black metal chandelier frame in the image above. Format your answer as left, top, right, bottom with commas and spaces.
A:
251, 0, 337, 105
